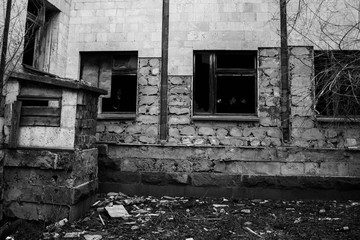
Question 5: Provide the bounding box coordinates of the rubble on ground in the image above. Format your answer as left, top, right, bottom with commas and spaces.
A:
9, 193, 360, 240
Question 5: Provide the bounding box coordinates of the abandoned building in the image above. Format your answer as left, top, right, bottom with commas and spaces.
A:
0, 0, 360, 221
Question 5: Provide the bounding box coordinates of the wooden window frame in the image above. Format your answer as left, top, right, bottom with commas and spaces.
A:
80, 51, 138, 120
193, 51, 258, 119
17, 96, 62, 127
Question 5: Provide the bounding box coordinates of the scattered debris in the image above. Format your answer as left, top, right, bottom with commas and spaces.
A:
294, 217, 302, 223
335, 226, 350, 232
43, 232, 60, 239
131, 226, 140, 230
64, 231, 86, 238
84, 234, 103, 240
105, 205, 131, 218
11, 193, 360, 240
213, 204, 229, 208
241, 209, 251, 214
318, 217, 340, 221
54, 218, 68, 228
99, 214, 105, 226
244, 226, 263, 238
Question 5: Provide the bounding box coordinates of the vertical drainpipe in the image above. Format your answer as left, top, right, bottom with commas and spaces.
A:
160, 0, 169, 142
280, 0, 290, 143
0, 0, 13, 105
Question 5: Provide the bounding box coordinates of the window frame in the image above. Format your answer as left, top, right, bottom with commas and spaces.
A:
80, 51, 138, 120
192, 50, 258, 120
314, 50, 360, 121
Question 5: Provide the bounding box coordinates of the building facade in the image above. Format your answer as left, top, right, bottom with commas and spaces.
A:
1, 0, 360, 212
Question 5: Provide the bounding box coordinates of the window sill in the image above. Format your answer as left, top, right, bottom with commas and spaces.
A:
192, 115, 259, 122
317, 116, 360, 123
97, 113, 136, 120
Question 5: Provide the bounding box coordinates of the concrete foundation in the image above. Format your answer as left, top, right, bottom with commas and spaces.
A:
98, 144, 360, 199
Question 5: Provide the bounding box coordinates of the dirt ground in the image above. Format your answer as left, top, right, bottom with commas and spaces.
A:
7, 193, 360, 240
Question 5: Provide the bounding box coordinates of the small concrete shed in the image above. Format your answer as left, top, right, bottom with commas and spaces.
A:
3, 72, 106, 221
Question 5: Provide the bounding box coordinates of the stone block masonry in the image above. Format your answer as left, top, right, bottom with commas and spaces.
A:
97, 58, 161, 145
96, 46, 360, 199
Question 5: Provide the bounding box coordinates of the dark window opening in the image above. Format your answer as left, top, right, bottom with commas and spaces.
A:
23, 0, 58, 66
80, 52, 138, 114
19, 97, 60, 107
315, 50, 360, 117
22, 100, 49, 106
17, 97, 61, 127
102, 75, 137, 112
194, 51, 257, 115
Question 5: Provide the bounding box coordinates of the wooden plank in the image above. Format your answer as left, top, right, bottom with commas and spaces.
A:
10, 72, 107, 95
9, 101, 22, 149
21, 106, 60, 117
20, 84, 62, 98
20, 116, 60, 127
160, 0, 169, 141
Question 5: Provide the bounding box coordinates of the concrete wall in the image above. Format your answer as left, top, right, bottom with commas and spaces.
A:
4, 81, 77, 149
35, 0, 72, 76
168, 0, 280, 75
66, 0, 163, 79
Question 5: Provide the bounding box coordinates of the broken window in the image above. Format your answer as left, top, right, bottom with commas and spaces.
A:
17, 97, 61, 126
23, 0, 58, 67
80, 52, 138, 114
194, 51, 257, 115
314, 50, 360, 117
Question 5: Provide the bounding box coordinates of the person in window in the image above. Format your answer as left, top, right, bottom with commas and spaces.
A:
111, 88, 122, 111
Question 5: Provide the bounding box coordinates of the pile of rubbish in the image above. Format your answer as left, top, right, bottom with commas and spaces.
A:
42, 192, 191, 239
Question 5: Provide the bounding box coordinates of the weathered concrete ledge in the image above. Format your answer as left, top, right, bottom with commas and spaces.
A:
99, 144, 360, 177
98, 144, 360, 199
4, 148, 98, 221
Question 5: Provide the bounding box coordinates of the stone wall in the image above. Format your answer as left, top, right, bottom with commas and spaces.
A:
166, 48, 282, 147
97, 58, 161, 144
289, 47, 360, 149
95, 47, 360, 152
97, 46, 360, 198
75, 91, 99, 149
98, 49, 283, 148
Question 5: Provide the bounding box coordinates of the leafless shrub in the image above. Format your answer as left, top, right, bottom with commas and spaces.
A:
287, 0, 360, 120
